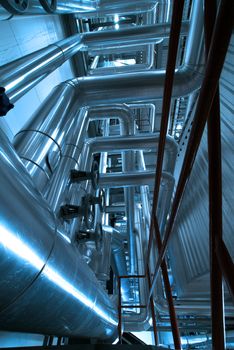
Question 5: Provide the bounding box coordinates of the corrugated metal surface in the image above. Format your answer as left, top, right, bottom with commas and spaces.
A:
169, 34, 234, 298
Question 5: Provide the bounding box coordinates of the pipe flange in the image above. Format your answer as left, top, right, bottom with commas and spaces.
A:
97, 189, 106, 212
86, 189, 106, 212
81, 195, 95, 229
94, 222, 103, 250
0, 0, 29, 14
90, 160, 99, 190
39, 0, 57, 13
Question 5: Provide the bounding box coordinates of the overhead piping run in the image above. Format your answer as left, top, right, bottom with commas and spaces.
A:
83, 133, 178, 174
45, 104, 135, 214
0, 128, 118, 339
0, 22, 188, 103
76, 0, 157, 17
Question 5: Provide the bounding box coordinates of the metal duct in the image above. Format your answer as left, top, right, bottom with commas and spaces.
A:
0, 127, 118, 339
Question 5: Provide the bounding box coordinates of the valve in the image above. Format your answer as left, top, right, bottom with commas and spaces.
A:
60, 196, 95, 229
0, 87, 14, 117
85, 189, 106, 212
70, 161, 99, 190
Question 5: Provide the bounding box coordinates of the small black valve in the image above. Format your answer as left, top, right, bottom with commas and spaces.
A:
70, 161, 99, 190
0, 87, 14, 117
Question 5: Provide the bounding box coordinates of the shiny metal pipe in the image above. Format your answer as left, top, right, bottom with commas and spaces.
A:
76, 0, 157, 17
71, 1, 204, 104
85, 133, 178, 174
0, 127, 118, 339
84, 21, 189, 55
0, 22, 188, 103
1, 37, 83, 103
14, 83, 78, 192
0, 128, 55, 312
99, 171, 174, 188
45, 104, 135, 215
103, 225, 131, 302
71, 63, 203, 105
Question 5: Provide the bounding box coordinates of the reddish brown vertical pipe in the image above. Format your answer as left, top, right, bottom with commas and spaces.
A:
215, 238, 234, 301
146, 0, 185, 263
153, 214, 181, 349
146, 2, 185, 348
204, 0, 225, 349
118, 277, 122, 344
146, 265, 158, 346
148, 0, 234, 298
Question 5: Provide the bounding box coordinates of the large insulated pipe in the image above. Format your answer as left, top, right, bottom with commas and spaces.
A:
13, 82, 78, 192
0, 128, 118, 339
0, 22, 187, 103
0, 37, 83, 103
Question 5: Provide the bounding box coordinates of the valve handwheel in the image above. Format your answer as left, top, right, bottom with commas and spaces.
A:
0, 0, 29, 14
39, 0, 57, 13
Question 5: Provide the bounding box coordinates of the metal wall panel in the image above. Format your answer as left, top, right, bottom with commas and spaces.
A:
169, 34, 234, 299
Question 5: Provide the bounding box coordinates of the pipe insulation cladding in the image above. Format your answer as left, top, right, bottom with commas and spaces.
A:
0, 128, 118, 340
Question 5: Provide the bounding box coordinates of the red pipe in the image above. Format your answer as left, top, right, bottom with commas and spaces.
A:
153, 214, 181, 349
148, 0, 234, 299
146, 0, 185, 263
216, 238, 234, 301
204, 0, 225, 349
